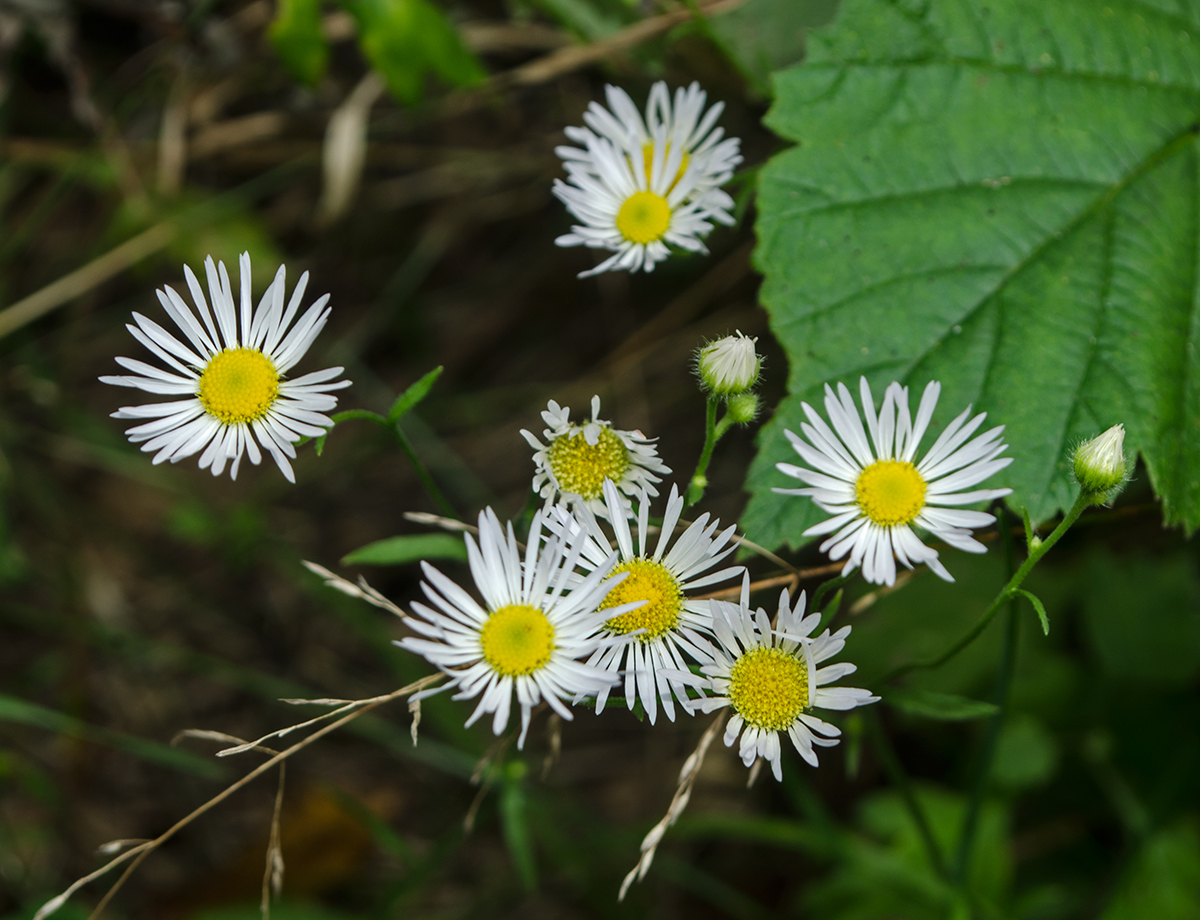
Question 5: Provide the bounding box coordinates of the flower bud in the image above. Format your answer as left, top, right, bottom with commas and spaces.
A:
1072, 423, 1127, 501
725, 392, 760, 425
697, 331, 761, 397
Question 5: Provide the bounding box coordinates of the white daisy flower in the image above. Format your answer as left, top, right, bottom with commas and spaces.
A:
398, 508, 629, 748
774, 378, 1013, 587
520, 395, 670, 519
552, 82, 742, 278
548, 478, 743, 725
100, 253, 350, 483
693, 582, 878, 781
559, 81, 742, 198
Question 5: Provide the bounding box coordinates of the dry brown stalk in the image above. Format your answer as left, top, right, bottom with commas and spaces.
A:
33, 674, 442, 920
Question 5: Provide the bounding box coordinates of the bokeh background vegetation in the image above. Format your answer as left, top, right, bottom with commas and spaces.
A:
1, 0, 1199, 918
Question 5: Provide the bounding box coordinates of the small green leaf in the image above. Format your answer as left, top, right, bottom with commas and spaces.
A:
500, 760, 537, 892
388, 365, 443, 423
884, 688, 999, 721
269, 0, 330, 85
341, 532, 467, 567
341, 0, 484, 106
1015, 588, 1050, 635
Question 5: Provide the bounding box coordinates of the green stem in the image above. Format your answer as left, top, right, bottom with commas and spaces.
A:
864, 709, 947, 880
953, 513, 1020, 885
883, 491, 1091, 683
686, 397, 726, 507
393, 424, 459, 519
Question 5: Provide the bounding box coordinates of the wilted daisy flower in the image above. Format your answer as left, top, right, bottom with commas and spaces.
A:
553, 82, 742, 278
398, 508, 628, 747
775, 378, 1012, 586
549, 478, 742, 725
100, 253, 349, 483
692, 582, 877, 781
521, 395, 670, 518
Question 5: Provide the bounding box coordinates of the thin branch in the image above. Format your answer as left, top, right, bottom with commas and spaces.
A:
36, 675, 442, 920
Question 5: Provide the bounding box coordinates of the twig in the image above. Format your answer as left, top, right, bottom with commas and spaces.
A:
0, 223, 176, 339
619, 713, 726, 900
302, 561, 406, 617
35, 674, 442, 920
260, 763, 286, 919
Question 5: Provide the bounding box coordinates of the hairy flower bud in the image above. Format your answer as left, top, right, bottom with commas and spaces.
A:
697, 331, 761, 397
725, 392, 760, 425
1073, 423, 1128, 502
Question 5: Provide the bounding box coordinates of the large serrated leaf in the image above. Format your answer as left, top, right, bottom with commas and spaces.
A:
742, 0, 1200, 551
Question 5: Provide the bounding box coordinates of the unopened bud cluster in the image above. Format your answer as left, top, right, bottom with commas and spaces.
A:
1072, 423, 1128, 504
696, 331, 761, 399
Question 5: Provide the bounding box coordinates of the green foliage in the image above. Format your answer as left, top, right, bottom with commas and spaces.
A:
0, 693, 225, 779
500, 759, 538, 891
341, 532, 468, 566
1014, 588, 1050, 635
1102, 821, 1200, 920
530, 0, 632, 40
342, 0, 485, 105
709, 0, 836, 96
269, 0, 329, 85
743, 0, 1200, 551
884, 688, 998, 721
807, 786, 1010, 919
991, 715, 1058, 791
1081, 550, 1200, 684
389, 365, 443, 422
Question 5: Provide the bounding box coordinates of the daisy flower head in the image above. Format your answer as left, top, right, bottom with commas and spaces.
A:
695, 582, 878, 781
100, 253, 350, 483
548, 478, 743, 725
553, 81, 742, 278
774, 378, 1013, 587
520, 395, 670, 518
398, 508, 628, 747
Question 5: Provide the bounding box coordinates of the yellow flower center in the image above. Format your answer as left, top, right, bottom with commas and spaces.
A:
639, 143, 691, 191
855, 459, 927, 527
728, 647, 809, 731
616, 191, 672, 245
547, 428, 630, 500
480, 604, 555, 677
197, 348, 279, 425
599, 559, 683, 641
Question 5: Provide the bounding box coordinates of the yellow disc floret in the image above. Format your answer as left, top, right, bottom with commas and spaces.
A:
480, 604, 555, 677
728, 647, 809, 731
855, 459, 927, 527
547, 428, 630, 500
639, 143, 691, 191
599, 558, 683, 641
197, 348, 280, 425
616, 191, 672, 245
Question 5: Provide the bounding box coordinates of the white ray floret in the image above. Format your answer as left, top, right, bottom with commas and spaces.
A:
553, 81, 742, 278
774, 377, 1013, 586
398, 508, 632, 748
100, 252, 350, 483
521, 395, 670, 519
687, 580, 878, 781
548, 479, 743, 725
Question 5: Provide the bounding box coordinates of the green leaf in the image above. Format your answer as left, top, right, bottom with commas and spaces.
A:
0, 693, 224, 779
340, 0, 485, 105
1102, 821, 1200, 920
1014, 588, 1050, 635
709, 0, 837, 96
500, 760, 537, 892
529, 0, 631, 41
341, 532, 467, 566
743, 0, 1200, 551
388, 365, 443, 422
883, 688, 998, 721
269, 0, 329, 85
